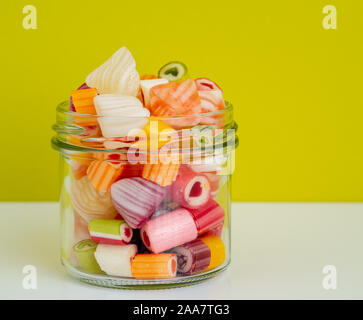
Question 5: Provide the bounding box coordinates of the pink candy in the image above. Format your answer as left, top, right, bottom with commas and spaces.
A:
140, 208, 198, 254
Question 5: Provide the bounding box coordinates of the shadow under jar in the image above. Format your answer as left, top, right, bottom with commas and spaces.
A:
52, 100, 238, 289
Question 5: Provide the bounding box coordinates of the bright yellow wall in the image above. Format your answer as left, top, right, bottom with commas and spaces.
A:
1, 1, 362, 201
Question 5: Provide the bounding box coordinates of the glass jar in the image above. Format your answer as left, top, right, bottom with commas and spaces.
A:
52, 100, 238, 289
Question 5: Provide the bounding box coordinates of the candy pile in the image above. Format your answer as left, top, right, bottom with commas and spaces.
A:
68, 47, 228, 279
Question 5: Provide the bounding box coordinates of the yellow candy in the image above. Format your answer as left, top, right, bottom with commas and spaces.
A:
199, 235, 226, 271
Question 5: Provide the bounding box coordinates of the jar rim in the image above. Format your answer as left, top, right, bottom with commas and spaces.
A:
52, 99, 238, 155
57, 99, 234, 119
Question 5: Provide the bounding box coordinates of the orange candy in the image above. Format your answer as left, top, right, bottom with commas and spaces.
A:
87, 160, 123, 191
131, 254, 177, 279
142, 162, 180, 187
148, 79, 201, 128
72, 88, 98, 126
71, 88, 98, 114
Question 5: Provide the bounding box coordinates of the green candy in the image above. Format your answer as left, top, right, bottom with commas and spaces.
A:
73, 239, 103, 274
158, 61, 188, 81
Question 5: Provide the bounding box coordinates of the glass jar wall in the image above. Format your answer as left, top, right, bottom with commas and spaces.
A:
52, 100, 238, 289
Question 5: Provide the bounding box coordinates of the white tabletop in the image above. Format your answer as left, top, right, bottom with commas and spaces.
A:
0, 202, 362, 300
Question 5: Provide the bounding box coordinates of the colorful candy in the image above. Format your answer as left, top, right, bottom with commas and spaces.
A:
140, 208, 198, 253
94, 94, 150, 138
71, 88, 98, 115
62, 47, 232, 281
70, 83, 90, 111
149, 79, 201, 128
70, 176, 117, 222
170, 239, 211, 275
140, 79, 168, 107
87, 160, 123, 191
158, 61, 188, 82
86, 47, 140, 96
142, 162, 180, 187
131, 254, 177, 279
73, 239, 103, 274
199, 235, 226, 271
198, 90, 225, 127
94, 244, 137, 277
195, 78, 222, 91
170, 165, 211, 209
188, 199, 225, 235
110, 177, 167, 228
88, 219, 133, 245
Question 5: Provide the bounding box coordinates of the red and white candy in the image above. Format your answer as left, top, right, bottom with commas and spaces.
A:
170, 165, 211, 209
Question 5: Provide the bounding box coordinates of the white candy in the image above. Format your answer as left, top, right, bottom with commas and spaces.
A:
94, 94, 150, 138
86, 47, 140, 96
140, 79, 168, 106
94, 244, 137, 277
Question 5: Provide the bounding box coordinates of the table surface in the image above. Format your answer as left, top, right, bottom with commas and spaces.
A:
0, 202, 362, 300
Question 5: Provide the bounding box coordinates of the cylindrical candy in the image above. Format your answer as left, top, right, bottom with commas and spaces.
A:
142, 162, 180, 187
131, 254, 177, 279
87, 160, 123, 191
140, 208, 198, 253
199, 235, 226, 271
73, 239, 103, 274
170, 239, 211, 275
170, 165, 211, 209
110, 177, 167, 228
188, 199, 225, 235
94, 244, 137, 277
88, 219, 133, 245
70, 176, 117, 222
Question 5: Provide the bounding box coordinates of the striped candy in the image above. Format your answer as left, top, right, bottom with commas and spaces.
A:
110, 177, 167, 229
88, 219, 133, 245
188, 199, 225, 235
140, 208, 198, 253
149, 79, 201, 128
142, 162, 180, 187
170, 239, 211, 275
70, 176, 117, 223
170, 165, 211, 209
131, 254, 177, 279
71, 88, 98, 114
94, 94, 150, 138
86, 47, 140, 96
87, 160, 123, 191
